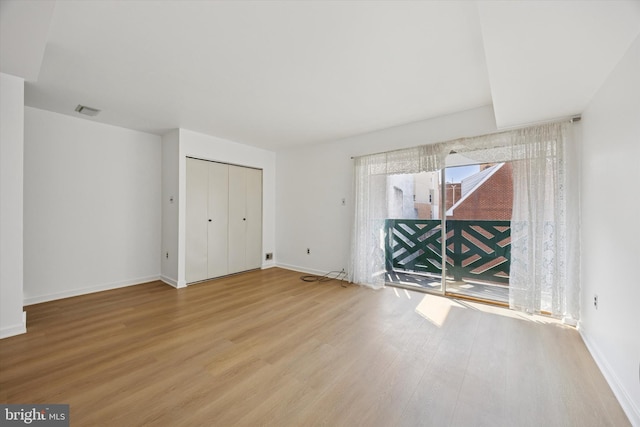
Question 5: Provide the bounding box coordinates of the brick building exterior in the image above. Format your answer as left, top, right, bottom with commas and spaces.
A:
447, 163, 513, 220
444, 183, 463, 212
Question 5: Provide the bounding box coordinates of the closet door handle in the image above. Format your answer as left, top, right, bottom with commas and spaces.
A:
208, 219, 212, 222
243, 218, 246, 221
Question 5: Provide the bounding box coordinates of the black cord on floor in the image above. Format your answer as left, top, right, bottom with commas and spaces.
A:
300, 269, 348, 286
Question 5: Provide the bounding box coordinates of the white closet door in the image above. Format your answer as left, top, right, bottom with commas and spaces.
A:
228, 165, 247, 274
245, 168, 262, 270
207, 162, 229, 278
187, 160, 262, 282
185, 158, 209, 283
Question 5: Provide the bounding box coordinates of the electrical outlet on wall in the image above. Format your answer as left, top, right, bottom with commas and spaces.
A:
307, 248, 310, 255
265, 253, 273, 261
593, 294, 598, 309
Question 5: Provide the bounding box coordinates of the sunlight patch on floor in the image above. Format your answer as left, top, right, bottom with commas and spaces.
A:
414, 293, 464, 327
396, 287, 566, 328
454, 298, 564, 325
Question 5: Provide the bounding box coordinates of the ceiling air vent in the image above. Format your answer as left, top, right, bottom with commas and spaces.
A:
75, 105, 101, 116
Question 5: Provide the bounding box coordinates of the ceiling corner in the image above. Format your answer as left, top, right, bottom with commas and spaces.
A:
0, 0, 56, 81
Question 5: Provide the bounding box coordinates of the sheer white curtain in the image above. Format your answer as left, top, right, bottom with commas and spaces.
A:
349, 143, 448, 289
350, 122, 580, 321
449, 122, 579, 321
508, 123, 580, 322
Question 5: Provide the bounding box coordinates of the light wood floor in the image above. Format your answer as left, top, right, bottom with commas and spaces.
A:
0, 268, 629, 426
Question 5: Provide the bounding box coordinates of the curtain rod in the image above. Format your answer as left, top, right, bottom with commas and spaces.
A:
350, 115, 581, 159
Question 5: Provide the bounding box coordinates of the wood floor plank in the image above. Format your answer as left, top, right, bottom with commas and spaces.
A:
0, 268, 630, 426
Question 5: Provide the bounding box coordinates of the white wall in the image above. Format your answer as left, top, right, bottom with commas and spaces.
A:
0, 73, 26, 338
23, 107, 162, 304
161, 129, 180, 286
162, 128, 276, 287
580, 35, 640, 425
275, 105, 497, 275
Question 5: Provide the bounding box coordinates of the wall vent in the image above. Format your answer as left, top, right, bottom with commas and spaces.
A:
75, 105, 101, 116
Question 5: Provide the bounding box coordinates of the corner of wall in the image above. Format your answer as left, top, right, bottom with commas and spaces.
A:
0, 312, 27, 340
262, 261, 276, 270
579, 33, 640, 426
0, 72, 25, 339
161, 130, 180, 284
579, 327, 640, 427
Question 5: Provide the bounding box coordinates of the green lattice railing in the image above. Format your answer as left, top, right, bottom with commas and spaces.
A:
385, 219, 511, 285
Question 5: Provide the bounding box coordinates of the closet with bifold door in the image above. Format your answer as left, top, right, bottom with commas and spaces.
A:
186, 157, 262, 283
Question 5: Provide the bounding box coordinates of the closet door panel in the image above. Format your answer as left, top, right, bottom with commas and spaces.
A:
245, 168, 263, 270
185, 158, 209, 283
228, 165, 247, 274
207, 162, 229, 278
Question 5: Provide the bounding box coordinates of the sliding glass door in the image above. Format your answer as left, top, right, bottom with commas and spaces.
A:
442, 163, 512, 305
384, 171, 443, 293
384, 161, 513, 306
353, 121, 578, 319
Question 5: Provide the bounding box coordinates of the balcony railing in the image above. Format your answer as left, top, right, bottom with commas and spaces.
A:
384, 219, 511, 285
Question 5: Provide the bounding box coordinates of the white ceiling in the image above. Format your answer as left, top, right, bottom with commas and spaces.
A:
2, 0, 639, 150
478, 0, 640, 128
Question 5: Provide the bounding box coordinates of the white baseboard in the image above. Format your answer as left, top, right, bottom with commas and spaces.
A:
160, 275, 178, 288
276, 263, 328, 276
261, 261, 276, 269
579, 328, 640, 426
161, 277, 187, 289
0, 311, 27, 339
276, 263, 347, 279
23, 275, 161, 306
